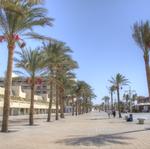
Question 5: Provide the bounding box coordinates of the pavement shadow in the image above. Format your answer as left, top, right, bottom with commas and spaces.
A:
56, 134, 130, 147
56, 129, 150, 147
0, 129, 19, 133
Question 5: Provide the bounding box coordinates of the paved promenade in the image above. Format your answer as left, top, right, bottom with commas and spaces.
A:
0, 111, 150, 149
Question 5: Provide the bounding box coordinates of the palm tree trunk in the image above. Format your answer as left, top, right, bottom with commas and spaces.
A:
108, 99, 110, 110
78, 100, 81, 114
117, 87, 122, 118
75, 100, 78, 116
29, 77, 35, 125
60, 89, 64, 118
84, 98, 87, 114
55, 85, 59, 120
47, 81, 53, 122
111, 92, 113, 110
86, 98, 88, 113
126, 99, 128, 111
104, 100, 107, 111
60, 92, 63, 118
82, 103, 84, 114
1, 42, 15, 132
144, 55, 150, 101
72, 96, 74, 116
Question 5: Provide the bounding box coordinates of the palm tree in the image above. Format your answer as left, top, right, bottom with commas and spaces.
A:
47, 76, 54, 122
75, 81, 95, 114
108, 85, 116, 110
84, 89, 96, 113
15, 48, 44, 125
0, 0, 53, 132
43, 41, 74, 121
75, 81, 85, 115
102, 96, 110, 111
81, 84, 95, 113
109, 73, 129, 118
132, 21, 150, 100
68, 80, 78, 116
57, 58, 78, 118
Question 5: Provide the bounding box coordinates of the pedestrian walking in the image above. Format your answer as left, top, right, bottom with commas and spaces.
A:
112, 109, 116, 118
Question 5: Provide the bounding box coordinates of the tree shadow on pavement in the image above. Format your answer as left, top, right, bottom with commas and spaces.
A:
55, 129, 150, 147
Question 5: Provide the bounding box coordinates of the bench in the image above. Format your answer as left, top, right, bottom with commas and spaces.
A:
137, 118, 145, 124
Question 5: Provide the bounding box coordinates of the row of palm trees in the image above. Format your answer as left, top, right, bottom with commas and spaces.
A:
0, 0, 95, 132
15, 42, 95, 124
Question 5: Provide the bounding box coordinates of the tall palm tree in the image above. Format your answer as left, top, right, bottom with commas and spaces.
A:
67, 80, 78, 116
15, 48, 44, 125
82, 84, 95, 113
132, 21, 150, 100
109, 73, 129, 118
0, 0, 53, 132
43, 41, 74, 121
108, 85, 116, 110
57, 58, 78, 118
84, 88, 96, 113
75, 81, 85, 115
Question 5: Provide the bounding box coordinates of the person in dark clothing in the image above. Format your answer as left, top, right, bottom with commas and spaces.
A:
127, 114, 133, 122
112, 110, 116, 118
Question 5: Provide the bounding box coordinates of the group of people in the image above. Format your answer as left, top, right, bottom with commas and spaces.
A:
107, 109, 116, 118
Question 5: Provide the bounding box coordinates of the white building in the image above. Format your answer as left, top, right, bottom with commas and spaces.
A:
0, 74, 56, 116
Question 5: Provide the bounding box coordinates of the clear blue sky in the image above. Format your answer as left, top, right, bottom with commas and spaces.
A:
0, 0, 150, 104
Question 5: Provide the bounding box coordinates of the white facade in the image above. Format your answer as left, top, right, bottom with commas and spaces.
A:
0, 86, 56, 116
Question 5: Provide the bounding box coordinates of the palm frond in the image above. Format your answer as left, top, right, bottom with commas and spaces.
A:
109, 73, 129, 87
13, 70, 26, 76
15, 47, 44, 77
0, 0, 53, 42
132, 21, 150, 51
24, 32, 55, 42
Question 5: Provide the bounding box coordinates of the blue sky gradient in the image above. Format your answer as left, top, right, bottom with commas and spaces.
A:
0, 0, 150, 103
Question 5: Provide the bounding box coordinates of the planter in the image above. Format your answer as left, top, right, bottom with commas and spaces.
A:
137, 118, 145, 124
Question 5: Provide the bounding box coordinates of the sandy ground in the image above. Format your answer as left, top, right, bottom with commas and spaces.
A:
0, 111, 150, 149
